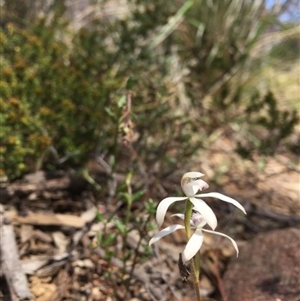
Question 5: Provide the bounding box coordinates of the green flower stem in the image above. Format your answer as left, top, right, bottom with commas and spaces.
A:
194, 249, 201, 280
185, 199, 202, 301
184, 199, 193, 238
190, 259, 202, 301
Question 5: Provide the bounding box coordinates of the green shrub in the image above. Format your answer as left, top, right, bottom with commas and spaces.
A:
1, 20, 119, 179
0, 12, 175, 180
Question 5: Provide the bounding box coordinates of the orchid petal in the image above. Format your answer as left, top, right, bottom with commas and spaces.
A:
171, 213, 197, 227
202, 228, 239, 257
182, 179, 209, 196
191, 212, 207, 228
181, 183, 196, 196
182, 228, 203, 263
170, 213, 185, 220
156, 197, 187, 227
189, 197, 217, 230
193, 179, 209, 191
181, 172, 207, 196
195, 192, 246, 214
149, 224, 185, 246
182, 172, 205, 179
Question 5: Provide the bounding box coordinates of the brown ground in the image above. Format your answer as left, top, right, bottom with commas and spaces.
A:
0, 144, 299, 301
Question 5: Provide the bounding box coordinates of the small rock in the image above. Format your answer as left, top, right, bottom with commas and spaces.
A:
223, 228, 300, 301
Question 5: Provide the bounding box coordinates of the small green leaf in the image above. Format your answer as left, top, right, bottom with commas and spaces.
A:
126, 76, 136, 90
96, 211, 104, 222
145, 198, 157, 215
115, 219, 126, 234
166, 156, 177, 163
97, 232, 102, 245
117, 95, 126, 108
132, 190, 145, 202
104, 107, 115, 118
103, 233, 116, 245
119, 192, 131, 202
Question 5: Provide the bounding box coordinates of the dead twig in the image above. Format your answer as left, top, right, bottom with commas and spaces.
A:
93, 247, 165, 300
0, 208, 32, 300
247, 204, 300, 226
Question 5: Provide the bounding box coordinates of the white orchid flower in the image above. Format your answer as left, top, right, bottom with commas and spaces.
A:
156, 171, 246, 230
149, 210, 239, 263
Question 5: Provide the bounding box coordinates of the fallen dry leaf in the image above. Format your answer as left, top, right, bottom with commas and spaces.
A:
8, 212, 85, 228
81, 205, 98, 223
21, 256, 50, 275
52, 231, 69, 253
20, 224, 34, 243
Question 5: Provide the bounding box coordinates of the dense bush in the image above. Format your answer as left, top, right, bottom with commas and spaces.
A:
1, 20, 115, 178
0, 11, 178, 180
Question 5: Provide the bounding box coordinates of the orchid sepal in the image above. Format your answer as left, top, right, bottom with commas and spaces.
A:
156, 196, 187, 227
149, 224, 184, 245
194, 192, 247, 214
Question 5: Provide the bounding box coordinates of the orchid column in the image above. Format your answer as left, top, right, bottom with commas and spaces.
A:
149, 172, 246, 300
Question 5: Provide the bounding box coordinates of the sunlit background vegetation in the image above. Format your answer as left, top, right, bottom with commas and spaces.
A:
1, 0, 299, 181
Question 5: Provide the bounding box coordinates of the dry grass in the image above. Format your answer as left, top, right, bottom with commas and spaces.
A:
260, 61, 300, 109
